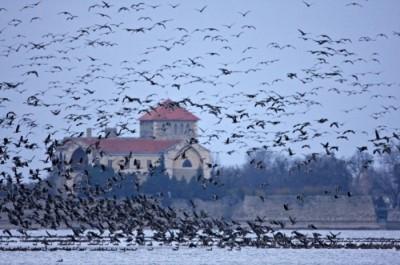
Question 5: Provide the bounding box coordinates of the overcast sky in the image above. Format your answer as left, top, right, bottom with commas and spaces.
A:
0, 0, 399, 169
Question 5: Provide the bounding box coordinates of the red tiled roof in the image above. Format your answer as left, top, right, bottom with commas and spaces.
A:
139, 99, 199, 121
71, 138, 181, 154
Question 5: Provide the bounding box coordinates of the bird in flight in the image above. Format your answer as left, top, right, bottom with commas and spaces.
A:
302, 1, 313, 7
238, 10, 251, 17
195, 5, 207, 13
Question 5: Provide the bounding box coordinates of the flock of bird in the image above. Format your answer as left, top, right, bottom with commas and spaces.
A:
0, 0, 400, 250
1, 186, 400, 251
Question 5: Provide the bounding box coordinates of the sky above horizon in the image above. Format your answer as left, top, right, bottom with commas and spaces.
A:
0, 0, 399, 171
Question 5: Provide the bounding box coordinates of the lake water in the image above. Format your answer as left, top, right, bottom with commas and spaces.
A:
0, 230, 399, 265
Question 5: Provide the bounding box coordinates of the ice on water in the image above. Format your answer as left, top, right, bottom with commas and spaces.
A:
0, 230, 399, 265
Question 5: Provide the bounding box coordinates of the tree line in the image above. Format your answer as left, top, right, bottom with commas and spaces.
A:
48, 147, 400, 209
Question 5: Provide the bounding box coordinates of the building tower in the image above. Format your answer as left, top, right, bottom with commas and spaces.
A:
139, 99, 199, 140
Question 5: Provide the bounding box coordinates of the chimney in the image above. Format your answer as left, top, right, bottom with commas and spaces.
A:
105, 127, 118, 138
86, 128, 92, 137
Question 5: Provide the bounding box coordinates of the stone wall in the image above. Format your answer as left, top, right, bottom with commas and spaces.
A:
386, 209, 400, 229
139, 121, 154, 138
233, 195, 379, 229
152, 121, 197, 140
164, 143, 212, 179
171, 195, 383, 229
98, 154, 160, 173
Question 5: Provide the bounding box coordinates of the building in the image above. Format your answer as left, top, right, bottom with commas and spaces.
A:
56, 100, 212, 188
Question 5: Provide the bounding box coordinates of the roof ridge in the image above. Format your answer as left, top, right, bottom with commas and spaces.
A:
72, 138, 182, 154
139, 100, 199, 121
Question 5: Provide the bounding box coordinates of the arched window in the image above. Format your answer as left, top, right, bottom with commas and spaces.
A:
182, 159, 192, 168
71, 147, 87, 169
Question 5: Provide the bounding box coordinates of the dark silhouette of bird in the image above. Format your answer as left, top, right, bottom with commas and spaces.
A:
195, 5, 207, 13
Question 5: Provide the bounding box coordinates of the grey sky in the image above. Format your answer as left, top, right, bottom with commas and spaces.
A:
0, 0, 399, 169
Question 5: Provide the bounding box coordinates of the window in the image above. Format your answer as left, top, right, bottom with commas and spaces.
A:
182, 159, 192, 168
122, 158, 129, 169
147, 160, 153, 169
71, 148, 87, 169
161, 123, 167, 133
75, 173, 88, 194
133, 159, 141, 169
